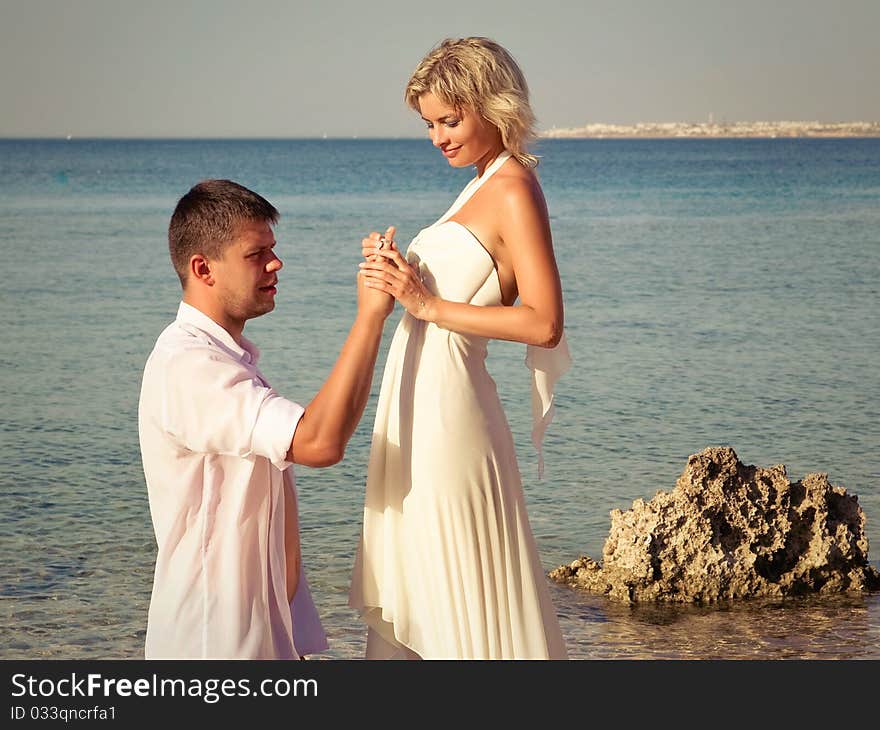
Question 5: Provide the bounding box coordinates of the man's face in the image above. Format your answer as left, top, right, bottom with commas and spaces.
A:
209, 220, 282, 324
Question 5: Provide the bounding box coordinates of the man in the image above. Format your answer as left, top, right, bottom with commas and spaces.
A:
138, 179, 393, 658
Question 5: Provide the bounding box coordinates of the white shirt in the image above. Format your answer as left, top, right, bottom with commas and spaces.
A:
138, 302, 327, 659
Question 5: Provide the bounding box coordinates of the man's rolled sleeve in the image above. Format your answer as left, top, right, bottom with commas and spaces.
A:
161, 345, 303, 468
252, 394, 304, 471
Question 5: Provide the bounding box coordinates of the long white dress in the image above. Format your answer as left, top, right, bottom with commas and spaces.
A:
349, 151, 571, 659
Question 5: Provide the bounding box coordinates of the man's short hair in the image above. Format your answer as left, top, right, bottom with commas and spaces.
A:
168, 179, 279, 286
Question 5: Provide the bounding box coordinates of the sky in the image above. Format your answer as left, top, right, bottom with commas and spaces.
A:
1, 0, 878, 138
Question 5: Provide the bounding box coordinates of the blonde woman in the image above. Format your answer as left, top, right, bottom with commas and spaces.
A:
350, 37, 571, 659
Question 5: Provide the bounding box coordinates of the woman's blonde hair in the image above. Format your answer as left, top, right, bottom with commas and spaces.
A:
404, 37, 539, 168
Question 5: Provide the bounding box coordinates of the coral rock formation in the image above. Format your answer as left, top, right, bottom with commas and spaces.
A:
550, 447, 880, 602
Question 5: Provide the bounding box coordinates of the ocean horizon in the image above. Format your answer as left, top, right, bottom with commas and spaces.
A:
5, 117, 880, 142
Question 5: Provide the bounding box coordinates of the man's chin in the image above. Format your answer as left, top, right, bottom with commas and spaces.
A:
247, 300, 276, 319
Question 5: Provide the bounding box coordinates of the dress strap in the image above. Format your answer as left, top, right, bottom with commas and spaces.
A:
436, 150, 513, 225
526, 332, 572, 479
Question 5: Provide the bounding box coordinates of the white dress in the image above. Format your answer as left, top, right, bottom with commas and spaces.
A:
349, 151, 571, 659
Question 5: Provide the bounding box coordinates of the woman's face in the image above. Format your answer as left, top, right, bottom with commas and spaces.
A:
418, 92, 503, 169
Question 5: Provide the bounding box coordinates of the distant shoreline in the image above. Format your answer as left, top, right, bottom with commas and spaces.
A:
541, 121, 880, 139
2, 123, 880, 141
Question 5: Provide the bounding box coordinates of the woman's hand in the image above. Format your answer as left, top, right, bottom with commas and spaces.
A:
359, 246, 437, 321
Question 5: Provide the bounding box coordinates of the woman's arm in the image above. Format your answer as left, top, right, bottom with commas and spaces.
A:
360, 178, 564, 348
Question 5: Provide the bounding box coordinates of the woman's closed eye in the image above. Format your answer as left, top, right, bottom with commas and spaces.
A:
425, 119, 460, 129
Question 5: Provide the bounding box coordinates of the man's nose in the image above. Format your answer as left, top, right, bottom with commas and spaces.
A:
266, 254, 283, 272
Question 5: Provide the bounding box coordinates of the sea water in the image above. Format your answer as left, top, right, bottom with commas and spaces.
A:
1, 137, 877, 658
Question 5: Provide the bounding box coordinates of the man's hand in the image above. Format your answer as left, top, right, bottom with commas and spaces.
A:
357, 269, 395, 319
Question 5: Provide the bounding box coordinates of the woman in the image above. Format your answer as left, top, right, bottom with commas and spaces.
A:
349, 37, 571, 659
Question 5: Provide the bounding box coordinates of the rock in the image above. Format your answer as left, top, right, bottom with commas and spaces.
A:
549, 446, 880, 603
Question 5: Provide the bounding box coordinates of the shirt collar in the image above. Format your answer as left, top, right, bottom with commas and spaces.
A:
176, 301, 260, 365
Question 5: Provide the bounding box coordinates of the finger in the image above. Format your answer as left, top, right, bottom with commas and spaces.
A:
363, 233, 382, 255
359, 260, 405, 280
385, 247, 413, 271
361, 272, 399, 293
362, 276, 392, 293
359, 257, 386, 267
361, 260, 407, 283
362, 237, 386, 261
361, 268, 394, 283
376, 228, 395, 252
368, 247, 409, 267
385, 226, 399, 252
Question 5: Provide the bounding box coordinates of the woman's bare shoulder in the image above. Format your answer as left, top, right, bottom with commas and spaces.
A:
490, 162, 546, 215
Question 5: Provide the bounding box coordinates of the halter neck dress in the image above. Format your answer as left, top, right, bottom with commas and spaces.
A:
349, 151, 571, 659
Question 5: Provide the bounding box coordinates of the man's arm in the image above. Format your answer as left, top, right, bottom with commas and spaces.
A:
287, 272, 392, 467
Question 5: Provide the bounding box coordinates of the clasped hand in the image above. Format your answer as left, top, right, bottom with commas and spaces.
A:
359, 226, 435, 320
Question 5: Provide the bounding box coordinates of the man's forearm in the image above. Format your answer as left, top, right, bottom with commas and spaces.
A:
289, 311, 386, 466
